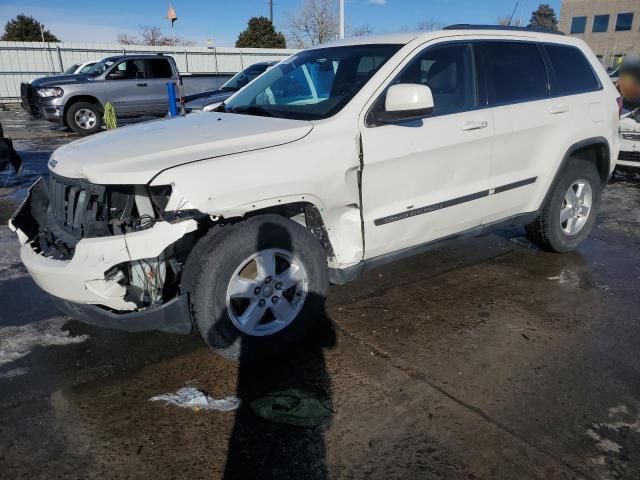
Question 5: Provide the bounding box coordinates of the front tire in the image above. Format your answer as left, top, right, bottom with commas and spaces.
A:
182, 215, 328, 361
66, 102, 102, 136
525, 158, 602, 252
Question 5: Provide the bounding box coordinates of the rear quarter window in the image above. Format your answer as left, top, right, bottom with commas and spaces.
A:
544, 44, 600, 96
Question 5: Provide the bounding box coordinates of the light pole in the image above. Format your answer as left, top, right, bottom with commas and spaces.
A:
339, 0, 345, 39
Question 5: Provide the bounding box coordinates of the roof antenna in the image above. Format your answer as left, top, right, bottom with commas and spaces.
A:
507, 1, 519, 26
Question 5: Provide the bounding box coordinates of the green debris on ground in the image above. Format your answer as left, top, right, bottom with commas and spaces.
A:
250, 389, 332, 428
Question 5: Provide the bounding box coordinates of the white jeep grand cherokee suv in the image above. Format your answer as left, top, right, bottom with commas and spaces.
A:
10, 26, 620, 360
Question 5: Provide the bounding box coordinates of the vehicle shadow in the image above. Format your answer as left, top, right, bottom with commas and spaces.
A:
222, 221, 337, 480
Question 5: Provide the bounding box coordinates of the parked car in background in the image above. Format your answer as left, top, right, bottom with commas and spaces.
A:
618, 107, 640, 170
11, 26, 620, 360
609, 66, 620, 83
184, 61, 277, 112
21, 54, 180, 135
62, 60, 99, 75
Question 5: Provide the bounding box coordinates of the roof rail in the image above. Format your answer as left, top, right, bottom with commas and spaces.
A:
444, 24, 565, 35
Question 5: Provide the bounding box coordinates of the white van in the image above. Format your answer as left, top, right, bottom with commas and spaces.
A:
10, 26, 621, 359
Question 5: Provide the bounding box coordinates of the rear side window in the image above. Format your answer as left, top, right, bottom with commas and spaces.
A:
480, 42, 548, 105
147, 59, 173, 78
544, 44, 600, 96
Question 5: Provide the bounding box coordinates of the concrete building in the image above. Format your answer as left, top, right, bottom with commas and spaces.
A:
558, 0, 640, 68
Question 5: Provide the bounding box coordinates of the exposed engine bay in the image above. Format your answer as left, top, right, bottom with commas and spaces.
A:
12, 174, 199, 310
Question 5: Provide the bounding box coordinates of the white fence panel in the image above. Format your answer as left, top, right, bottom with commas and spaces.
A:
0, 41, 297, 100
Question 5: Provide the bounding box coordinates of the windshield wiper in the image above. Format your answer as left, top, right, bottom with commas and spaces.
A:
229, 105, 274, 117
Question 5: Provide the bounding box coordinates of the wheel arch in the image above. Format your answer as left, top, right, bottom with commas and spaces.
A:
540, 137, 611, 210
63, 95, 104, 120
202, 198, 338, 264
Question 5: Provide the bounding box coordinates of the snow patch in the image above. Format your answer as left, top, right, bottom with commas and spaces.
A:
0, 366, 29, 378
0, 317, 89, 367
586, 429, 622, 453
150, 387, 240, 412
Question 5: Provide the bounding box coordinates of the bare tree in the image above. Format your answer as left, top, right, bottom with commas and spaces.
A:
416, 18, 445, 32
497, 16, 523, 26
116, 25, 194, 46
351, 24, 374, 37
116, 32, 138, 45
287, 0, 339, 48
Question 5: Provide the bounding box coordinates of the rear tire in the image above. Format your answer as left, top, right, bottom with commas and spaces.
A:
525, 158, 601, 252
66, 101, 102, 136
182, 215, 328, 361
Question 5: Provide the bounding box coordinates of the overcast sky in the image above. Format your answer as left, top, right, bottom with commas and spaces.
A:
0, 0, 563, 47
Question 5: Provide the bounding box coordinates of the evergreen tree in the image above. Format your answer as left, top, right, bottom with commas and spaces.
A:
236, 17, 286, 48
2, 14, 59, 42
528, 4, 559, 31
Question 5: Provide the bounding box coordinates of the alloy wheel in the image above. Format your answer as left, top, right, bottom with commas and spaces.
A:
226, 248, 308, 336
560, 179, 593, 235
74, 108, 97, 130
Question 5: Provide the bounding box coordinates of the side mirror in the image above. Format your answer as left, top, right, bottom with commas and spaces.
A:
107, 70, 127, 80
375, 84, 435, 123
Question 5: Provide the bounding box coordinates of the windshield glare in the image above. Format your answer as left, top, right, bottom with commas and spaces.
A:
225, 45, 401, 120
85, 58, 116, 76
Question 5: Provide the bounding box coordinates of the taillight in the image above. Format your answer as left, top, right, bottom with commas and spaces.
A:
617, 96, 623, 115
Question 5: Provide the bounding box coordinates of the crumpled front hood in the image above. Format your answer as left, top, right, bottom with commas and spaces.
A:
50, 113, 313, 184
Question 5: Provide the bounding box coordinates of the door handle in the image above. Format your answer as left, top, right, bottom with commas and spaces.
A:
550, 105, 569, 114
461, 120, 488, 131
136, 83, 148, 87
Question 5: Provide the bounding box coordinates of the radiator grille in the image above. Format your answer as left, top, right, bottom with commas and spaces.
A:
47, 174, 106, 236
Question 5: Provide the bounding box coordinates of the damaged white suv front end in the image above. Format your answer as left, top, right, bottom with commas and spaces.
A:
10, 174, 200, 333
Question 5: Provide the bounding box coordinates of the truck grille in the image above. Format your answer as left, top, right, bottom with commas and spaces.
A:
618, 151, 640, 163
20, 83, 37, 115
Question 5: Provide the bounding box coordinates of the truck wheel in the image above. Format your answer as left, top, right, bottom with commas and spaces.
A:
66, 102, 102, 136
182, 215, 328, 361
525, 158, 601, 252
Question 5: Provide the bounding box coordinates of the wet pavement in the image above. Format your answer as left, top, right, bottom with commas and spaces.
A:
1, 108, 640, 479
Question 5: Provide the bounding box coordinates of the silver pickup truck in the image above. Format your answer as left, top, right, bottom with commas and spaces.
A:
21, 54, 179, 135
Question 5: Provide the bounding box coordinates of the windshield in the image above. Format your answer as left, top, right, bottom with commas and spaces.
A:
225, 45, 401, 120
221, 64, 271, 92
63, 64, 80, 75
78, 62, 96, 74
85, 58, 117, 76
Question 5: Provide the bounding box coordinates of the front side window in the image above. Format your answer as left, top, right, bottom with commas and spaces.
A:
545, 44, 600, 96
108, 59, 146, 80
480, 42, 548, 105
592, 14, 610, 33
616, 13, 634, 31
387, 43, 477, 115
147, 59, 173, 78
224, 45, 401, 120
571, 16, 587, 34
